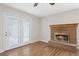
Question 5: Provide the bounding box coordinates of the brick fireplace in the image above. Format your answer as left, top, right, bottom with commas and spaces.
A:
48, 24, 78, 51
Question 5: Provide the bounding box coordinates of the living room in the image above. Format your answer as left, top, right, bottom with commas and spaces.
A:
0, 2, 79, 56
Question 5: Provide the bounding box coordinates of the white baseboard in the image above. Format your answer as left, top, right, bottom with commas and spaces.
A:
40, 40, 48, 43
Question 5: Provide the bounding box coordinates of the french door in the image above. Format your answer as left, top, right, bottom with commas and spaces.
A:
7, 16, 19, 48
4, 15, 30, 50
22, 21, 30, 43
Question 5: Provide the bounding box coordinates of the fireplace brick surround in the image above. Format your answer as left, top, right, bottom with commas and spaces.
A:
48, 24, 78, 52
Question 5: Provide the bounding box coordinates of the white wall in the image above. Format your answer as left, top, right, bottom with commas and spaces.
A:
41, 8, 79, 49
0, 6, 4, 50
0, 4, 40, 50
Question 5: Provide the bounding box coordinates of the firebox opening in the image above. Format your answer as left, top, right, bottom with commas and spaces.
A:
56, 35, 68, 42
54, 32, 68, 43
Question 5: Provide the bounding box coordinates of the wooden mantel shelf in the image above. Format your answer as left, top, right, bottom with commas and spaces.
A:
50, 23, 78, 27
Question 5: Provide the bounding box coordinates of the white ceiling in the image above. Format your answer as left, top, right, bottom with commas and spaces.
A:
4, 3, 79, 17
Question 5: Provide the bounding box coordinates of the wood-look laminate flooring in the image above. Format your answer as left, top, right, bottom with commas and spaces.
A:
0, 41, 79, 56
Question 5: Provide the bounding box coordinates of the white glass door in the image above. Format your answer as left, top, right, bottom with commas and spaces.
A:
4, 16, 30, 50
22, 21, 30, 43
7, 16, 19, 48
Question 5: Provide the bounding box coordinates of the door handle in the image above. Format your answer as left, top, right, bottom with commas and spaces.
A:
5, 32, 7, 36
5, 34, 7, 36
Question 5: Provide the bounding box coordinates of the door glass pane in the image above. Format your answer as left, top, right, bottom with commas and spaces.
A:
8, 17, 19, 48
23, 22, 29, 42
